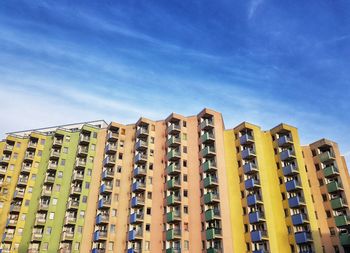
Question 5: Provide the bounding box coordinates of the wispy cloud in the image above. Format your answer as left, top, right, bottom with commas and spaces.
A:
248, 0, 264, 19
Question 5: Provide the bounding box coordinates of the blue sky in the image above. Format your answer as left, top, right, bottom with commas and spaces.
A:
0, 1, 349, 163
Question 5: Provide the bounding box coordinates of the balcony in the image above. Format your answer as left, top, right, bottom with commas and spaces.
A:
103, 156, 116, 167
285, 179, 302, 192
27, 142, 38, 150
47, 163, 58, 171
166, 228, 181, 241
50, 150, 60, 159
136, 140, 148, 151
127, 249, 141, 253
21, 165, 31, 174
0, 166, 6, 174
67, 200, 79, 210
13, 190, 25, 199
45, 175, 55, 184
77, 146, 89, 156
166, 211, 181, 223
278, 135, 293, 147
17, 177, 29, 186
7, 218, 18, 227
75, 160, 86, 168
206, 227, 222, 240
334, 214, 349, 227
72, 172, 84, 181
94, 231, 108, 241
38, 202, 50, 211
128, 229, 143, 241
166, 195, 181, 206
24, 153, 35, 161
201, 146, 216, 158
53, 138, 63, 147
136, 127, 149, 138
130, 212, 144, 224
3, 233, 14, 242
247, 194, 263, 206
280, 150, 296, 161
288, 196, 305, 209
283, 164, 299, 176
96, 214, 109, 224
168, 124, 181, 135
167, 136, 181, 147
102, 169, 114, 180
340, 233, 350, 246
201, 132, 215, 144
70, 187, 82, 195
295, 231, 312, 244
203, 176, 218, 188
241, 148, 256, 160
35, 215, 46, 225
166, 248, 181, 253
245, 178, 261, 190
100, 184, 113, 194
243, 163, 258, 174
250, 230, 268, 242
205, 208, 220, 221
133, 167, 147, 178
249, 211, 266, 224
167, 150, 181, 161
291, 213, 309, 226
204, 192, 220, 204
105, 143, 117, 154
134, 153, 147, 164
167, 178, 181, 190
330, 197, 348, 210
319, 151, 335, 163
3, 144, 14, 153
202, 160, 216, 173
240, 134, 254, 145
132, 181, 146, 193
64, 216, 77, 225
42, 188, 52, 196
326, 181, 343, 193
167, 163, 181, 175
131, 196, 145, 208
323, 166, 339, 178
200, 119, 214, 130
98, 198, 111, 209
31, 232, 43, 241
107, 131, 118, 141
79, 134, 90, 144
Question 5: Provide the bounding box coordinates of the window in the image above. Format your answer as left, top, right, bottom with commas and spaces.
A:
46, 227, 52, 234
114, 194, 119, 202
120, 140, 124, 147
149, 163, 153, 170
117, 166, 122, 173
56, 184, 61, 191
52, 198, 58, 205
28, 187, 33, 193
21, 214, 26, 220
31, 174, 36, 180
80, 211, 85, 218
150, 138, 154, 144
183, 190, 188, 197
318, 178, 324, 186
0, 202, 3, 208
121, 129, 125, 135
183, 160, 187, 167
65, 135, 70, 142
110, 224, 115, 233
184, 206, 188, 214
330, 227, 336, 236
115, 179, 120, 187
147, 208, 151, 215
34, 162, 39, 168
89, 156, 94, 163
74, 242, 80, 250
150, 150, 154, 157
322, 194, 327, 202
315, 164, 320, 171
326, 210, 332, 218
108, 242, 114, 251
118, 153, 123, 160
85, 182, 90, 189
17, 228, 23, 236
41, 139, 46, 145
82, 196, 87, 203
111, 209, 117, 217
87, 169, 92, 176
147, 192, 152, 199
13, 153, 18, 159
244, 224, 248, 232
63, 147, 68, 154
184, 222, 189, 231
93, 132, 98, 138
184, 240, 189, 250
49, 213, 55, 220
25, 200, 30, 206
148, 177, 152, 185
9, 164, 15, 170
61, 159, 66, 166
37, 150, 42, 157
183, 174, 187, 182
145, 241, 150, 251
151, 124, 155, 131
42, 243, 48, 250
145, 224, 151, 231
183, 146, 187, 153
91, 144, 96, 151
16, 142, 21, 148
183, 121, 186, 127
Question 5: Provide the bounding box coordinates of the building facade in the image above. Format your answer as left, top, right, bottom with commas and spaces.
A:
0, 109, 349, 253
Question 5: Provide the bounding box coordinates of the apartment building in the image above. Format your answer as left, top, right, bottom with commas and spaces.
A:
0, 108, 349, 253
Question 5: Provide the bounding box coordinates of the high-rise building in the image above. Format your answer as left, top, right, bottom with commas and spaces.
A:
0, 109, 348, 253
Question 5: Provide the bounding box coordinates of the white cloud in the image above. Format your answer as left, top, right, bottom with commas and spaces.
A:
248, 0, 264, 19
